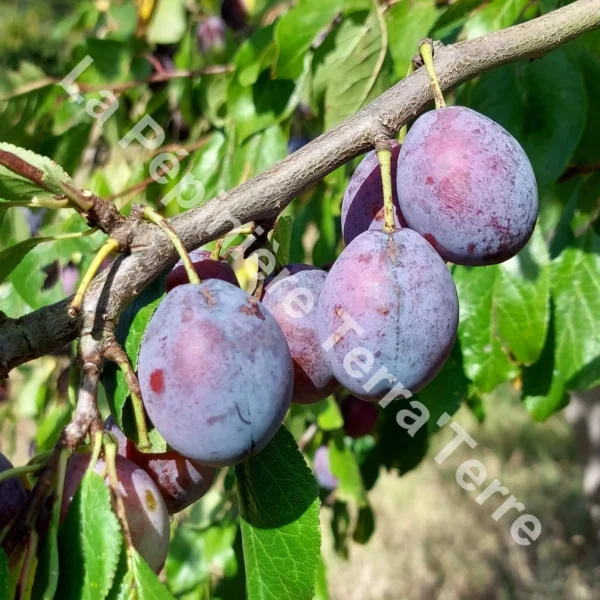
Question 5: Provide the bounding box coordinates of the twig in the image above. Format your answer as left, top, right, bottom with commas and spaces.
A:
298, 424, 318, 452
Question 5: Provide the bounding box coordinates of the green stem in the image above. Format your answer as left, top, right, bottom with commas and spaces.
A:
211, 237, 225, 260
118, 363, 151, 452
399, 62, 415, 143
419, 39, 446, 110
18, 531, 39, 595
0, 462, 44, 484
69, 238, 121, 318
143, 206, 200, 285
89, 431, 104, 470
376, 145, 396, 233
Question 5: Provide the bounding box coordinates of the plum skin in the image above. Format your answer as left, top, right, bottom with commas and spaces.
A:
341, 142, 405, 245
262, 264, 338, 404
0, 453, 28, 532
313, 446, 338, 490
342, 396, 379, 439
317, 229, 458, 401
61, 453, 170, 573
104, 417, 216, 514
138, 279, 293, 467
166, 249, 239, 291
396, 106, 538, 266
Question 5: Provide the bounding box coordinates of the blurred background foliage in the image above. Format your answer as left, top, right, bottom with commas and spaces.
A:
0, 0, 599, 598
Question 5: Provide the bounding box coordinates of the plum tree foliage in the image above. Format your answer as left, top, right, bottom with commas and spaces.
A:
0, 1, 599, 599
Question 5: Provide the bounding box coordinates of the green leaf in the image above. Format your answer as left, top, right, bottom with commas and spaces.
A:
57, 470, 122, 600
236, 27, 278, 87
110, 549, 175, 600
418, 341, 469, 431
462, 0, 529, 38
0, 549, 9, 600
315, 396, 343, 431
103, 277, 166, 448
495, 227, 551, 365
453, 266, 519, 393
385, 0, 438, 78
352, 504, 375, 544
463, 49, 587, 185
328, 434, 367, 506
0, 142, 72, 203
313, 555, 329, 600
319, 11, 387, 129
166, 524, 238, 595
0, 236, 55, 285
551, 232, 600, 388
236, 426, 321, 600
274, 0, 341, 80
274, 216, 293, 269
146, 0, 187, 45
430, 0, 486, 38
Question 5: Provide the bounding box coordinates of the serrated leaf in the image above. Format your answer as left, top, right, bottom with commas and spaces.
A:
495, 227, 551, 365
110, 549, 175, 600
453, 266, 519, 393
463, 49, 587, 185
322, 11, 386, 129
57, 471, 122, 600
0, 142, 72, 203
236, 426, 321, 600
385, 0, 438, 78
313, 555, 329, 600
274, 0, 341, 80
328, 435, 367, 507
551, 232, 600, 388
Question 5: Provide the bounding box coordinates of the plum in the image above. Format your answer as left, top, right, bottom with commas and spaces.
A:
104, 417, 216, 514
342, 396, 379, 439
317, 229, 458, 401
197, 17, 226, 54
313, 446, 337, 490
262, 264, 338, 404
62, 453, 170, 573
396, 106, 538, 265
0, 453, 27, 532
138, 279, 293, 466
166, 249, 239, 291
341, 142, 405, 245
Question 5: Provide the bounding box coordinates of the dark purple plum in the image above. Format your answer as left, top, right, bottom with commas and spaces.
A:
313, 446, 337, 490
342, 396, 379, 439
317, 229, 458, 402
397, 106, 538, 265
62, 453, 170, 573
138, 279, 293, 466
197, 16, 226, 54
166, 249, 239, 292
221, 0, 249, 30
104, 417, 216, 514
341, 142, 405, 245
0, 453, 27, 532
262, 265, 338, 404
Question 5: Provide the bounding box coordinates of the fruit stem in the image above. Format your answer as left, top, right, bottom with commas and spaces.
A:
69, 238, 121, 318
419, 39, 446, 110
18, 531, 39, 594
0, 462, 45, 484
399, 62, 415, 143
211, 237, 225, 260
104, 341, 152, 452
376, 142, 396, 233
143, 206, 200, 285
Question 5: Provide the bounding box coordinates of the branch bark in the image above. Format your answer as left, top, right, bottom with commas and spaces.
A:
1, 0, 599, 379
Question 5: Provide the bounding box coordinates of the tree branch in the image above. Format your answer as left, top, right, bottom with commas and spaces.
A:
1, 0, 599, 380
